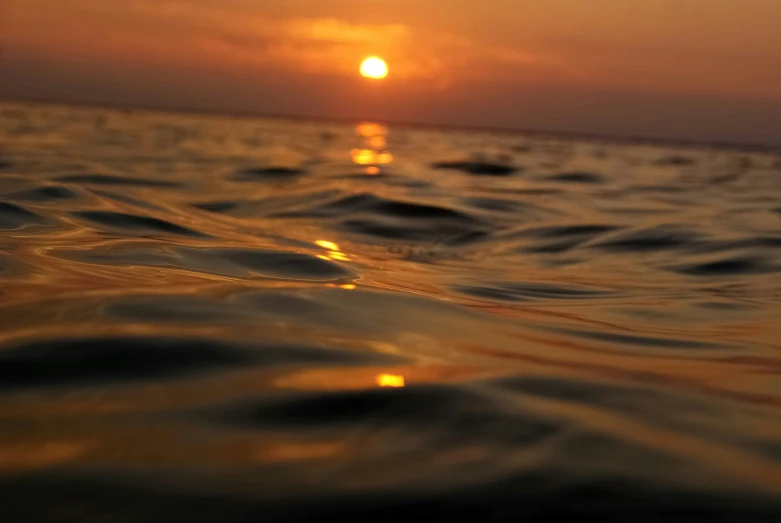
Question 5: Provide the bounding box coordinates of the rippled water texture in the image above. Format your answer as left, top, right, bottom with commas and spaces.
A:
2, 101, 781, 521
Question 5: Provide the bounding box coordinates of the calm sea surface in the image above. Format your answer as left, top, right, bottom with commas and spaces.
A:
2, 101, 781, 521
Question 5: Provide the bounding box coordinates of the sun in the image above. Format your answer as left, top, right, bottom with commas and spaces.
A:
360, 56, 388, 80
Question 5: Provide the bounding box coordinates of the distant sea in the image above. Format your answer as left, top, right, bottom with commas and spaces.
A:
2, 100, 781, 521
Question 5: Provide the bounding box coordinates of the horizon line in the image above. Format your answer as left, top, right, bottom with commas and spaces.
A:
1, 95, 778, 153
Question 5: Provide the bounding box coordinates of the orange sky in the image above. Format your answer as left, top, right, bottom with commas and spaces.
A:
2, 0, 780, 144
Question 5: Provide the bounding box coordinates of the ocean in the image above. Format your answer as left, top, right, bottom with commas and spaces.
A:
2, 100, 781, 521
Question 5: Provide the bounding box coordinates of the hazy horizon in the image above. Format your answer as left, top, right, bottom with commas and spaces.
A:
2, 0, 781, 146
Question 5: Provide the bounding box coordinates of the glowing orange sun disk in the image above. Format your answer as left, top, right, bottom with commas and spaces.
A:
360, 57, 388, 79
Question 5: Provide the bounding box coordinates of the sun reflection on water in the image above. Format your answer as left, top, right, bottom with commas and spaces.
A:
376, 374, 405, 388
315, 240, 340, 251
352, 122, 392, 174
316, 239, 351, 262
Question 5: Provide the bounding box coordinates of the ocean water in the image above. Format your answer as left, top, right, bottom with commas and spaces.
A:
2, 100, 781, 521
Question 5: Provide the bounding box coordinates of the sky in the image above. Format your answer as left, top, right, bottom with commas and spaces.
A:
2, 0, 780, 145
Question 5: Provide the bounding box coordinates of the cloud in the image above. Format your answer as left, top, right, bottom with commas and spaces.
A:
8, 0, 567, 85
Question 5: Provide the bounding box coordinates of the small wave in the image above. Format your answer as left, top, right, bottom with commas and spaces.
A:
232, 166, 306, 181
592, 225, 704, 252
454, 281, 615, 302
431, 160, 517, 176
6, 185, 78, 202
672, 256, 778, 276
57, 174, 183, 187
72, 210, 206, 237
0, 201, 49, 229
545, 171, 605, 184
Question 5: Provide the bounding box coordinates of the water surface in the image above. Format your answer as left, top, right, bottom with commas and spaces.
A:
2, 101, 781, 521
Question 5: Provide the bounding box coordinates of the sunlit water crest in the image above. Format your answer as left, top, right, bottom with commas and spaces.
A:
2, 101, 781, 520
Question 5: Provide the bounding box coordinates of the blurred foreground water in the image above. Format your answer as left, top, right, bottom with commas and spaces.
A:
2, 101, 781, 521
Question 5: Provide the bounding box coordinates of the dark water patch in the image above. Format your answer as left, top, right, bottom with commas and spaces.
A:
57, 174, 183, 188
341, 219, 488, 246
552, 327, 733, 351
299, 194, 474, 222
4, 465, 781, 522
672, 256, 777, 277
0, 202, 49, 229
192, 200, 238, 213
372, 199, 475, 221
629, 184, 688, 194
0, 336, 253, 391
688, 236, 781, 254
509, 188, 564, 195
523, 239, 592, 253
213, 248, 353, 280
655, 155, 696, 166
461, 197, 550, 215
72, 211, 205, 237
432, 160, 517, 176
0, 160, 13, 170
738, 236, 781, 250
206, 384, 559, 445
697, 301, 752, 311
454, 282, 614, 302
338, 172, 432, 188
5, 185, 77, 202
211, 385, 481, 429
233, 166, 305, 181
546, 172, 605, 184
592, 226, 704, 252
0, 336, 397, 392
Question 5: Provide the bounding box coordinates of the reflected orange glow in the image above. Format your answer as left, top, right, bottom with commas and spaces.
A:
351, 148, 376, 165
377, 374, 405, 387
377, 152, 393, 164
356, 123, 387, 138
316, 239, 351, 262
340, 284, 357, 290
360, 56, 389, 79
368, 136, 387, 149
316, 240, 340, 251
350, 150, 392, 166
353, 122, 392, 172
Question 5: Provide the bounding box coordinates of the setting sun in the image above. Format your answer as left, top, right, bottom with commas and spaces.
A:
360, 57, 388, 79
